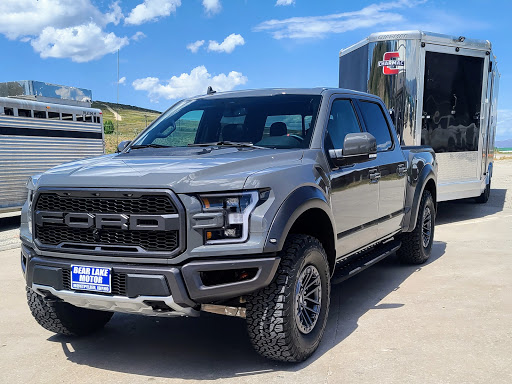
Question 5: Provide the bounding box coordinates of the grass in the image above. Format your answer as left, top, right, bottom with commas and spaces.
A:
92, 101, 162, 154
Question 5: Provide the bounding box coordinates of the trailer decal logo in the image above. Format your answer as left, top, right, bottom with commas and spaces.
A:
378, 52, 404, 75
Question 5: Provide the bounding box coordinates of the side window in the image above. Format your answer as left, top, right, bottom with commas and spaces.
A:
34, 110, 46, 119
48, 112, 60, 120
62, 113, 73, 121
4, 107, 14, 116
325, 99, 361, 149
358, 101, 393, 151
18, 109, 32, 118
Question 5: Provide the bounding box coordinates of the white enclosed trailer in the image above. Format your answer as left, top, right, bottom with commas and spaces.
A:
339, 30, 499, 202
0, 96, 104, 213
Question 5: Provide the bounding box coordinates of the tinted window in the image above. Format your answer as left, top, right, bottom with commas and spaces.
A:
18, 109, 31, 117
421, 52, 483, 152
34, 110, 46, 119
48, 112, 60, 120
4, 107, 14, 116
358, 101, 393, 151
62, 113, 73, 121
132, 95, 322, 149
325, 99, 361, 149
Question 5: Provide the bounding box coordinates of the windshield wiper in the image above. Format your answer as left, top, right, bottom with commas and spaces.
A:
129, 144, 173, 150
188, 141, 267, 149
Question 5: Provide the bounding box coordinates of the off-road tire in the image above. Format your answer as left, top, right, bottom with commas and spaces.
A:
475, 179, 491, 204
27, 287, 113, 336
246, 234, 330, 362
397, 190, 435, 264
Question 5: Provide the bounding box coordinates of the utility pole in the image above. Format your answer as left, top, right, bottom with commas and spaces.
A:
116, 49, 120, 147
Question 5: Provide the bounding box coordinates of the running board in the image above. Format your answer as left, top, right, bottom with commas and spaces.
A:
331, 240, 401, 284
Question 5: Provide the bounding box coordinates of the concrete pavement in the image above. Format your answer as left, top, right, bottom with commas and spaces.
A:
0, 161, 511, 384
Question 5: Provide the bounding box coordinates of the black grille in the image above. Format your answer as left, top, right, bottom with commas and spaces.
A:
34, 192, 181, 254
36, 193, 177, 214
62, 269, 127, 296
37, 226, 178, 252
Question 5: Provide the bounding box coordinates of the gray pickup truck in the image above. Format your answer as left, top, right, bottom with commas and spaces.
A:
20, 88, 437, 362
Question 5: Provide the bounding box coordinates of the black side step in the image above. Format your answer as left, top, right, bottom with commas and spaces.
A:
331, 240, 401, 284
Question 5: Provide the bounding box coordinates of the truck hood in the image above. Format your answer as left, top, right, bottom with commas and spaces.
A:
37, 147, 304, 193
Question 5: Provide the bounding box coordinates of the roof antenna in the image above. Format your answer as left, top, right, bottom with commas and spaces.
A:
207, 86, 216, 95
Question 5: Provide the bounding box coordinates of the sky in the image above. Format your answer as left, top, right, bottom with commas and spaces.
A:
1, 0, 511, 141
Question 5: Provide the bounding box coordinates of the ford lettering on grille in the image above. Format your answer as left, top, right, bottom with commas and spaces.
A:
35, 212, 179, 231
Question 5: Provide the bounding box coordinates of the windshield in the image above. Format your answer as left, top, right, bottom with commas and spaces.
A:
131, 95, 322, 149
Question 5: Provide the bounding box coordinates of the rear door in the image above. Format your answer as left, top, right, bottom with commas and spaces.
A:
356, 99, 407, 239
326, 97, 380, 257
420, 45, 488, 185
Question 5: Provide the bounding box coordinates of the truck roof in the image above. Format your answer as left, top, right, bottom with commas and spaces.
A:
192, 87, 379, 100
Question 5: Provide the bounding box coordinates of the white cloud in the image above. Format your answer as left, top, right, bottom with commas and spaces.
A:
203, 0, 221, 16
497, 109, 512, 140
125, 0, 181, 25
0, 0, 129, 62
255, 0, 425, 39
208, 34, 245, 53
187, 40, 205, 53
118, 76, 127, 85
276, 0, 295, 6
132, 31, 147, 41
31, 23, 129, 63
0, 0, 111, 39
133, 66, 248, 101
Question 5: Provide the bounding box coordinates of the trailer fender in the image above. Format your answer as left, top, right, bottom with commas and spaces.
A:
403, 164, 436, 233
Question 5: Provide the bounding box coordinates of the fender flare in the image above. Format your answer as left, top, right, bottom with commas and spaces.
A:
404, 165, 436, 232
263, 186, 336, 253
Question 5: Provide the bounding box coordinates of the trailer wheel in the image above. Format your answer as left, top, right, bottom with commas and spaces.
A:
475, 179, 491, 204
397, 190, 435, 264
27, 287, 113, 336
246, 234, 330, 362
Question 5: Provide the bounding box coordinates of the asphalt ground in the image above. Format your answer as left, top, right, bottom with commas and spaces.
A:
0, 161, 511, 384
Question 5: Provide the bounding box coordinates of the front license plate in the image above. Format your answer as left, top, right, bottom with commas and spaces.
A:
71, 265, 111, 293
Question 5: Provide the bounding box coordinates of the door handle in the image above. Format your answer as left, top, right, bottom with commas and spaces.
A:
397, 164, 407, 177
369, 170, 381, 183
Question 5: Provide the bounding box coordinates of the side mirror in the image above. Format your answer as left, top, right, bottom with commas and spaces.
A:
329, 132, 377, 166
116, 140, 131, 153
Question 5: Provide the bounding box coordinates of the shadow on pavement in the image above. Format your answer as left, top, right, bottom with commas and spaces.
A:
0, 215, 21, 232
49, 241, 446, 380
436, 188, 507, 226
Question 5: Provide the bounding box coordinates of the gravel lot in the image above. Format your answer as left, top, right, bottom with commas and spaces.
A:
1, 161, 511, 384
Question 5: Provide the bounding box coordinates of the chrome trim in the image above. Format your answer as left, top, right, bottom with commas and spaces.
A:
32, 284, 199, 317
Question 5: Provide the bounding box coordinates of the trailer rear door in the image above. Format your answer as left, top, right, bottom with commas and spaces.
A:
419, 44, 488, 183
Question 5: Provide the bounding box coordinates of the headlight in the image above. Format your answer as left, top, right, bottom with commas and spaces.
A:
26, 175, 41, 235
198, 191, 261, 244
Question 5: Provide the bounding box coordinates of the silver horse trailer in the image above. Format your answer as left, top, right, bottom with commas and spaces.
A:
0, 97, 104, 213
339, 30, 499, 202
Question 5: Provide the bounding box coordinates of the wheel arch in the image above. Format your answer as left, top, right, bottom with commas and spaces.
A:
263, 186, 336, 273
403, 165, 437, 232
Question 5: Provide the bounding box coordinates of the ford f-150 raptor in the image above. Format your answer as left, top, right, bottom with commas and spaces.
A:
20, 88, 437, 362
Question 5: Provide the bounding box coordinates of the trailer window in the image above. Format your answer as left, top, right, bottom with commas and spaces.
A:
421, 52, 484, 152
358, 101, 393, 151
94, 116, 101, 124
18, 109, 32, 118
34, 110, 46, 119
62, 113, 73, 121
48, 112, 60, 120
84, 115, 93, 123
4, 107, 14, 116
76, 115, 84, 122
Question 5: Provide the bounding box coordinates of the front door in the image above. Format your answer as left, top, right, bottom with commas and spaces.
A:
326, 98, 380, 257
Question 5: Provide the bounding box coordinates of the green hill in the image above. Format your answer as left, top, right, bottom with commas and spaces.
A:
92, 101, 162, 153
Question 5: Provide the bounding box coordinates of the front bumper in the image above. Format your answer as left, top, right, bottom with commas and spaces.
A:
22, 245, 280, 317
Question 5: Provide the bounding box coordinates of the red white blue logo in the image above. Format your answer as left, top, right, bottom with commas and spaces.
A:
378, 52, 404, 75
